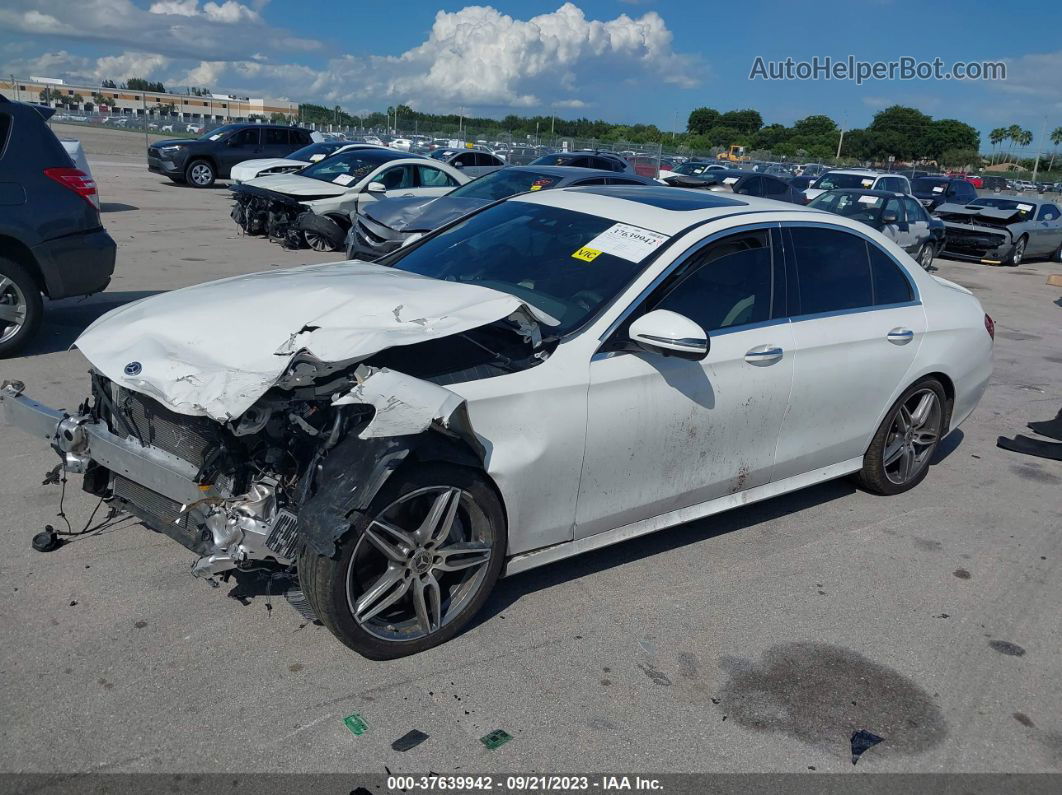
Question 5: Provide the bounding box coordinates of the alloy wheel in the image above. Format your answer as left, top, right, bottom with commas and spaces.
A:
919, 245, 934, 270
1011, 238, 1025, 266
0, 276, 28, 344
346, 486, 494, 642
882, 389, 942, 485
303, 230, 333, 252
189, 163, 213, 186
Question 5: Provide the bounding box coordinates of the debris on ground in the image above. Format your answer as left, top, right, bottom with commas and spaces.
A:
997, 434, 1062, 461
850, 729, 884, 764
391, 729, 429, 751
480, 729, 512, 750
343, 712, 368, 736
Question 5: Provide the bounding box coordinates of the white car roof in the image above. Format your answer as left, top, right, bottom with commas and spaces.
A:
511, 185, 817, 236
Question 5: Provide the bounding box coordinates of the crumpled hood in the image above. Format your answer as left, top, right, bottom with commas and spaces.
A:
243, 172, 348, 197
364, 196, 489, 232
75, 261, 551, 422
935, 203, 1025, 225
233, 157, 305, 173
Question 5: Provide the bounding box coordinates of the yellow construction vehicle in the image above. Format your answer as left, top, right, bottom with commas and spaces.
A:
716, 145, 749, 162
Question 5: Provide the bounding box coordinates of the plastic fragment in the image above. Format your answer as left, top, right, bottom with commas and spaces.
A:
391, 729, 429, 751
480, 729, 512, 750
343, 712, 368, 736
850, 729, 884, 764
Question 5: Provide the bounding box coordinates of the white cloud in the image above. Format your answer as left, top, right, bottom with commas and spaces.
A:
225, 3, 700, 111
0, 0, 318, 61
2, 48, 170, 84
4, 2, 700, 112
94, 51, 170, 82
148, 1, 260, 23
148, 0, 198, 16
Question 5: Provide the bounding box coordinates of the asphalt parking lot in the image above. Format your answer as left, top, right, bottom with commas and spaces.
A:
1, 124, 1060, 776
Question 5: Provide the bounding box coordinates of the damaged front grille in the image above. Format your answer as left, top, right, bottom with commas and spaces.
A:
115, 388, 218, 468
943, 228, 1008, 257
229, 184, 307, 248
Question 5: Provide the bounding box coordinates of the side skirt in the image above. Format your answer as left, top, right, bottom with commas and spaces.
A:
502, 457, 863, 577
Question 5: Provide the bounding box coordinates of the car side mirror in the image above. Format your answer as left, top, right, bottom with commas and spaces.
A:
226, 138, 238, 147
401, 232, 424, 247
628, 309, 709, 361
882, 211, 898, 224
452, 161, 464, 169
366, 181, 387, 193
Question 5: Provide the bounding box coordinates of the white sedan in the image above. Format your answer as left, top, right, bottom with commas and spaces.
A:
1, 187, 993, 659
229, 142, 388, 183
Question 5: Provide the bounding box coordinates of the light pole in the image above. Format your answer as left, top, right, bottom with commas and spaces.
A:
1031, 115, 1047, 183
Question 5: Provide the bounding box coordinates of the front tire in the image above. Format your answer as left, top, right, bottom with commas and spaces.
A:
856, 378, 947, 495
185, 159, 216, 188
0, 257, 44, 358
298, 464, 506, 659
1008, 235, 1027, 266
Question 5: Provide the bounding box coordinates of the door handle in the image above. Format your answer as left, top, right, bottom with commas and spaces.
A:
887, 327, 915, 345
401, 193, 414, 197
744, 345, 783, 365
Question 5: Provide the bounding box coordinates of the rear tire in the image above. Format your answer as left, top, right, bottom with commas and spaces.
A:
298, 463, 506, 659
856, 377, 948, 495
916, 243, 934, 271
0, 257, 44, 358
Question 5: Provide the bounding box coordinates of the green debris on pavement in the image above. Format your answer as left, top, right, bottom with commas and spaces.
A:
480, 729, 512, 750
343, 712, 368, 736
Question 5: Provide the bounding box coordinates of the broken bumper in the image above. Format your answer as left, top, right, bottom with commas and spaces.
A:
1, 382, 221, 507
2, 382, 297, 576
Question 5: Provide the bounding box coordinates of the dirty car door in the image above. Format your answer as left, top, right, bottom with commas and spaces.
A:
575, 227, 794, 539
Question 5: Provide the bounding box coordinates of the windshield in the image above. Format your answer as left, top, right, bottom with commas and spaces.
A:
431, 150, 460, 160
447, 170, 561, 201
673, 162, 714, 175
381, 202, 664, 335
912, 177, 951, 193
813, 173, 878, 190
199, 124, 243, 141
530, 153, 588, 167
299, 150, 403, 183
288, 142, 344, 163
809, 191, 886, 221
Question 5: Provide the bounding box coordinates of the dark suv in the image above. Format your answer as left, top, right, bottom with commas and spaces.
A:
148, 123, 313, 188
911, 176, 978, 211
0, 95, 116, 356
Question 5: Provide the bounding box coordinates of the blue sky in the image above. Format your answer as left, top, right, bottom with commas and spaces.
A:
1, 1, 1059, 147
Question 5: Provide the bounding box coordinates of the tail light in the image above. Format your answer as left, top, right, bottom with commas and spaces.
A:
44, 167, 99, 209
984, 313, 995, 340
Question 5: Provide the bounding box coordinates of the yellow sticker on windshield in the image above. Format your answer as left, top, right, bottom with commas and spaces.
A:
529, 184, 543, 191
572, 246, 602, 262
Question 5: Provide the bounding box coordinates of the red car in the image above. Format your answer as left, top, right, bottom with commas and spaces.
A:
965, 175, 984, 188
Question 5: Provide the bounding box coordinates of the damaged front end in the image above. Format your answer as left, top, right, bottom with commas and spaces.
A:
936, 203, 1022, 263
1, 304, 550, 583
229, 184, 345, 251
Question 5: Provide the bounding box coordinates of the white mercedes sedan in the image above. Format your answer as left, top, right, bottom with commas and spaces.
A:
1, 187, 993, 659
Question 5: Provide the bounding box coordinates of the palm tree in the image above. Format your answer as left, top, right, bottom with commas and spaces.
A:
1048, 126, 1062, 173
989, 127, 1006, 165
1018, 129, 1033, 168
1005, 124, 1022, 166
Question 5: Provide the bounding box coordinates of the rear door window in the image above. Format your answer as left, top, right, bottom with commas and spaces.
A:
264, 128, 287, 145
787, 226, 873, 315
868, 244, 914, 305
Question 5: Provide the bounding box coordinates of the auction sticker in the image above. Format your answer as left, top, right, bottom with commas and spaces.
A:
333, 174, 355, 185
1017, 203, 1033, 211
580, 223, 668, 262
571, 246, 602, 262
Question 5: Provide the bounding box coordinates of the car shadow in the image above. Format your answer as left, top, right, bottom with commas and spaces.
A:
472, 477, 856, 629
19, 291, 164, 356
160, 181, 232, 191
100, 202, 138, 212
930, 428, 964, 464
